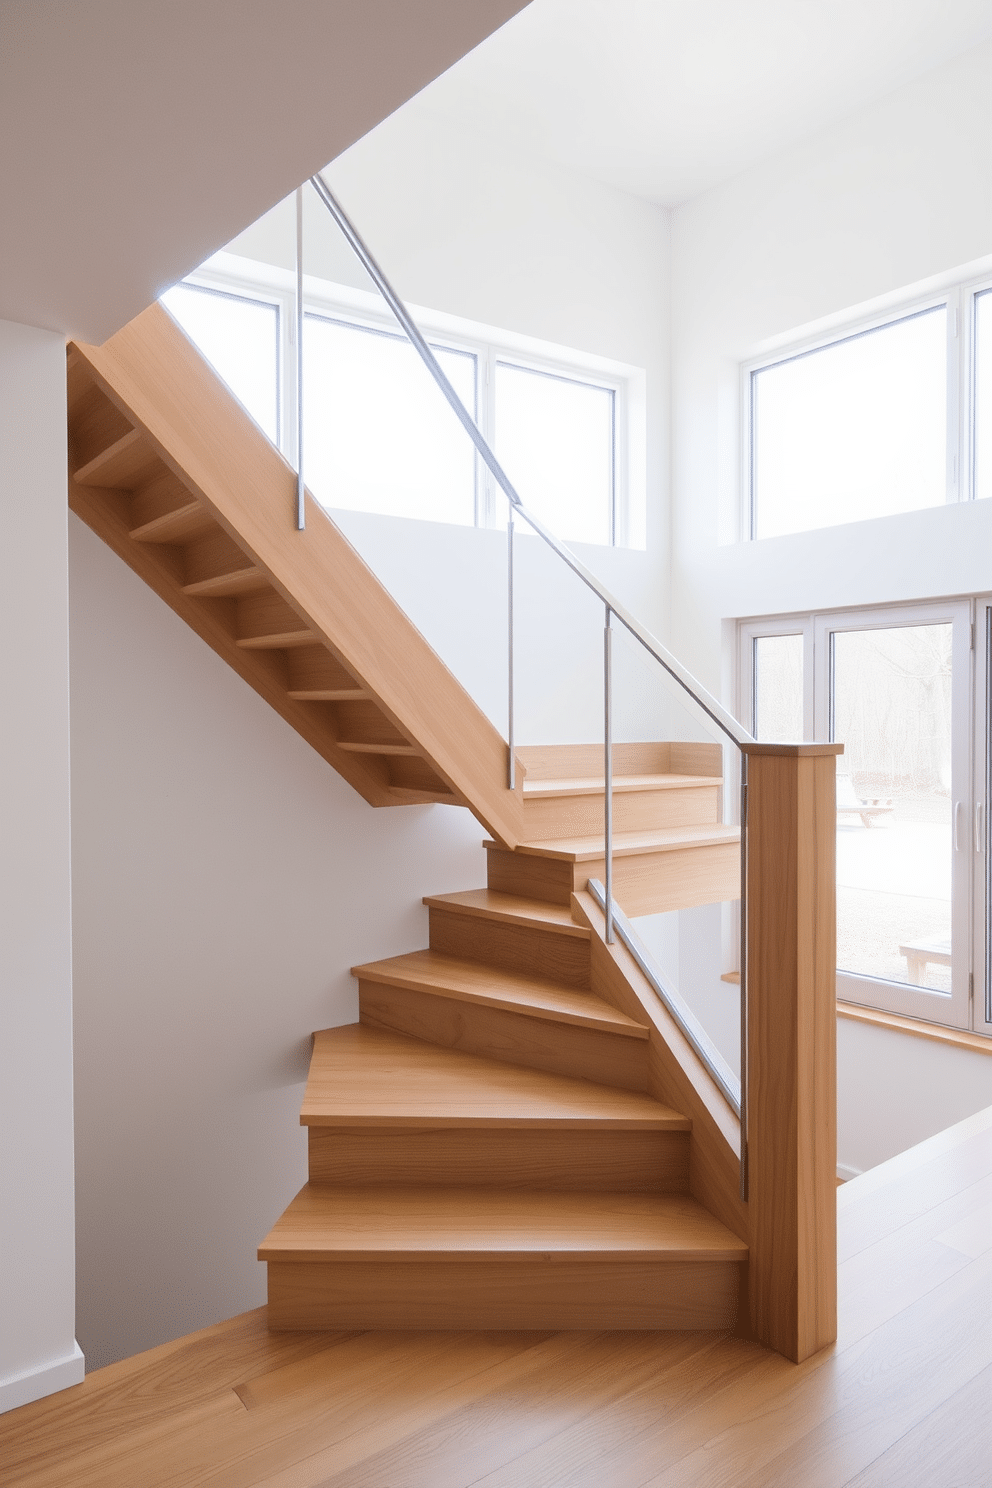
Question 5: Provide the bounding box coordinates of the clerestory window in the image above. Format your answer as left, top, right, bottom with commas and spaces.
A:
744, 276, 992, 541
161, 262, 639, 549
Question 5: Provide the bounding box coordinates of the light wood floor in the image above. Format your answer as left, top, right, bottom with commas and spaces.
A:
5, 1104, 992, 1488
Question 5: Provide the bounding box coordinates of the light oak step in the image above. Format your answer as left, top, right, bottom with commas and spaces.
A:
354, 947, 647, 1088
73, 427, 162, 489
486, 823, 741, 915
521, 772, 721, 841
353, 950, 627, 1033
425, 888, 592, 991
423, 888, 581, 932
301, 1024, 685, 1129
261, 1184, 746, 1330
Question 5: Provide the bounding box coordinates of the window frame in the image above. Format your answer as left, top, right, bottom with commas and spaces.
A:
172, 253, 638, 549
741, 285, 971, 543
739, 597, 988, 1035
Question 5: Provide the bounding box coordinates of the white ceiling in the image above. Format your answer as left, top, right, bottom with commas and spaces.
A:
413, 0, 992, 205
0, 0, 527, 341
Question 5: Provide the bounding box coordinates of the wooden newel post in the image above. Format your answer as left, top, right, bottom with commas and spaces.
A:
741, 741, 842, 1363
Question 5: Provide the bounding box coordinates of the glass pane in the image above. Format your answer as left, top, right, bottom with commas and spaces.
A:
495, 362, 614, 545
832, 624, 952, 993
160, 283, 280, 444
752, 308, 947, 540
753, 634, 803, 742
304, 316, 476, 525
975, 291, 992, 503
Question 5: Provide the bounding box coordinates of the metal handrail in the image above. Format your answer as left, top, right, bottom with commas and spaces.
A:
309, 171, 752, 753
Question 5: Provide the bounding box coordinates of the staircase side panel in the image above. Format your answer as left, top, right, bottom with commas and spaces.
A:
70, 307, 523, 847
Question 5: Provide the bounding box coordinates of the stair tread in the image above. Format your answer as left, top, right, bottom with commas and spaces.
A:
354, 949, 644, 1036
302, 1025, 687, 1129
129, 500, 215, 544
424, 888, 588, 935
523, 773, 718, 800
259, 1184, 747, 1262
489, 823, 742, 863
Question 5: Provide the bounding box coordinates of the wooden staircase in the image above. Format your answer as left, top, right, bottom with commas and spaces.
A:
67, 302, 839, 1358
259, 888, 748, 1330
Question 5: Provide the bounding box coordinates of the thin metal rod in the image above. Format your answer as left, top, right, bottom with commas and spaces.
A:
604, 606, 614, 945
309, 170, 751, 751
295, 186, 305, 531
507, 502, 515, 790
739, 749, 750, 1202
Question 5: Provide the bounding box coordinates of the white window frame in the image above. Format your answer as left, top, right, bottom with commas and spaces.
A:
739, 597, 988, 1035
740, 283, 981, 543
976, 594, 992, 1039
173, 251, 642, 549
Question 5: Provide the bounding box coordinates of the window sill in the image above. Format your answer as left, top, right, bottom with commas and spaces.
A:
837, 1001, 992, 1054
721, 976, 992, 1054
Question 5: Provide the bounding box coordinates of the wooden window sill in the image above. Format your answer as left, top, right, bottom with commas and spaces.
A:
837, 1000, 992, 1054
721, 975, 992, 1053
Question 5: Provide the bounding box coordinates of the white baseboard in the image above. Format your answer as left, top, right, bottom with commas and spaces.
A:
837, 1162, 864, 1183
0, 1342, 85, 1416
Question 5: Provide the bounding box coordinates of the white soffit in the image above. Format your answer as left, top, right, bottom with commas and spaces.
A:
0, 0, 528, 342
414, 0, 992, 205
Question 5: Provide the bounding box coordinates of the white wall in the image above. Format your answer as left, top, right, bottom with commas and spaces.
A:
70, 517, 492, 1370
669, 41, 992, 1172
0, 321, 82, 1412
671, 39, 992, 683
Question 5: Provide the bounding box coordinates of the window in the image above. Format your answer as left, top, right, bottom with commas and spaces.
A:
303, 314, 477, 525
494, 363, 616, 545
740, 602, 991, 1034
160, 282, 281, 445
160, 260, 637, 547
743, 271, 992, 540
973, 289, 992, 502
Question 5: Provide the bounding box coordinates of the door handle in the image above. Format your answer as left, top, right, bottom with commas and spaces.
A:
978, 801, 985, 855
954, 801, 963, 852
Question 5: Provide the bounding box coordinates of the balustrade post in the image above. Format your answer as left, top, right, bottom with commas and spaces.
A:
741, 741, 842, 1363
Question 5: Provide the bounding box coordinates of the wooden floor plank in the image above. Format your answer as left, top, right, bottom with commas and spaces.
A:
842, 1358, 992, 1487
464, 1335, 777, 1488
304, 1332, 726, 1488
0, 1310, 348, 1480
639, 1247, 992, 1488
158, 1332, 552, 1488
837, 1166, 992, 1345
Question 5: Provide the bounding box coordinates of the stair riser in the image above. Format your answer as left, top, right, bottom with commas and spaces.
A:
359, 984, 648, 1091
267, 1258, 741, 1330
307, 1126, 689, 1192
486, 841, 741, 915
427, 908, 591, 989
522, 785, 719, 842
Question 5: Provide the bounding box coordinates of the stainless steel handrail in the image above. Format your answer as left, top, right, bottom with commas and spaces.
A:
587, 879, 742, 1116
309, 172, 751, 752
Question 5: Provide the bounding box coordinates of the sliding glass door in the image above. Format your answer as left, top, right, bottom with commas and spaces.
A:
742, 598, 989, 1033
814, 603, 971, 1026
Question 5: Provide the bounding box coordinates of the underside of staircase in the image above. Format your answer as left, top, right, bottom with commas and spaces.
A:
67, 304, 749, 1338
